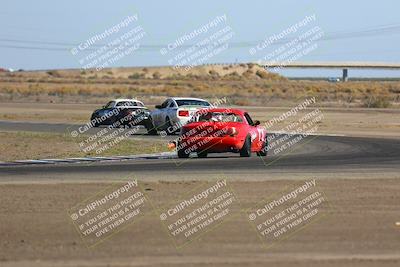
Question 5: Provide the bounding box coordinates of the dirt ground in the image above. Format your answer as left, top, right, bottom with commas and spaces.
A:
0, 178, 399, 267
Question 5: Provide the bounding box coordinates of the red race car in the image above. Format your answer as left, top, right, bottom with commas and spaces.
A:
176, 108, 268, 158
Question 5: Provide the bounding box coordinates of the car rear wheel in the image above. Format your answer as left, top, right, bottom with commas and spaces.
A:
177, 146, 190, 158
240, 136, 252, 157
257, 135, 268, 157
197, 150, 208, 158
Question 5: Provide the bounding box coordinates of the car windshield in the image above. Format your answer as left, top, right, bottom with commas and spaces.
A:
104, 101, 115, 108
194, 112, 243, 123
116, 101, 143, 107
176, 99, 210, 107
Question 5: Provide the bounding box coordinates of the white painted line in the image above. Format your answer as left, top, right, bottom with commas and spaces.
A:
0, 162, 22, 166
88, 156, 127, 161
13, 160, 54, 164
301, 133, 346, 137
269, 131, 346, 137
41, 158, 77, 162
65, 157, 101, 161
0, 152, 178, 167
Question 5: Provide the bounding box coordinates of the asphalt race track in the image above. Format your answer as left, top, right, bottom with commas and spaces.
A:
1, 135, 399, 182
0, 120, 159, 139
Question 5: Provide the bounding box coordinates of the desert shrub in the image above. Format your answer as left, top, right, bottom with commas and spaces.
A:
165, 74, 183, 80
186, 74, 202, 80
242, 69, 253, 79
228, 71, 240, 77
233, 98, 251, 106
112, 87, 128, 95
78, 88, 92, 95
247, 63, 255, 69
128, 73, 144, 79
209, 70, 219, 76
46, 70, 61, 77
152, 72, 162, 79
388, 87, 400, 94
364, 96, 391, 108
255, 70, 269, 79
51, 87, 71, 96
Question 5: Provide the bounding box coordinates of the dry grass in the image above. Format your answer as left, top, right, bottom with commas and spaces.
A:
0, 64, 399, 108
0, 131, 168, 161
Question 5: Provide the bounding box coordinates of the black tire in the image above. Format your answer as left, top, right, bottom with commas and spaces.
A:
257, 135, 268, 157
165, 117, 175, 135
197, 150, 208, 158
90, 115, 100, 127
177, 145, 190, 158
108, 116, 117, 128
240, 136, 252, 157
147, 128, 158, 135
145, 119, 158, 135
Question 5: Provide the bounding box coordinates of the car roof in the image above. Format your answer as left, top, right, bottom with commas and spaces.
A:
112, 98, 142, 102
108, 99, 146, 107
111, 99, 144, 105
195, 108, 247, 115
169, 97, 209, 102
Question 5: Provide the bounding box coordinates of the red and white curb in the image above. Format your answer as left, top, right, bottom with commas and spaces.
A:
0, 152, 177, 167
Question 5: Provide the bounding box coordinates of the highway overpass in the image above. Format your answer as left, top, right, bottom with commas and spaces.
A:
257, 61, 400, 81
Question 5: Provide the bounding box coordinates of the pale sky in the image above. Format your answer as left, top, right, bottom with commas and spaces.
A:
1, 0, 400, 77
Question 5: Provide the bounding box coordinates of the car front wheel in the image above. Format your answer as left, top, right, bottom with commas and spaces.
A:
257, 135, 268, 157
165, 117, 176, 135
240, 136, 252, 157
145, 119, 158, 135
90, 114, 100, 127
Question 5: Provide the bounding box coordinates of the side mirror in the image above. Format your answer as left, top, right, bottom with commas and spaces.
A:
254, 120, 261, 126
155, 105, 162, 109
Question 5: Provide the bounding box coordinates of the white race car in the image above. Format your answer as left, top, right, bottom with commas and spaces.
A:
150, 97, 211, 134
